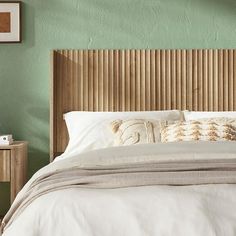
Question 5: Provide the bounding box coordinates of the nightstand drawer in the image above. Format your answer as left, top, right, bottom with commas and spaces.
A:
0, 150, 10, 182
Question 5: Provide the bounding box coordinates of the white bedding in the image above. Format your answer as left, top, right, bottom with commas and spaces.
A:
3, 142, 236, 236
4, 184, 236, 236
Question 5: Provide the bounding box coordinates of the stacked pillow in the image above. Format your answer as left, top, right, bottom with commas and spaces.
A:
110, 112, 236, 146
63, 110, 182, 155
58, 110, 236, 160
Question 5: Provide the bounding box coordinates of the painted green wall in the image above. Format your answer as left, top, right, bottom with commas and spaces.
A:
0, 0, 235, 215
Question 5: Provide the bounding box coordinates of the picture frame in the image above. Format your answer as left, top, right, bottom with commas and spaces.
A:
0, 1, 21, 43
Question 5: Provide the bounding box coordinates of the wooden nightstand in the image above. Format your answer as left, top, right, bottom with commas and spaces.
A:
0, 141, 27, 204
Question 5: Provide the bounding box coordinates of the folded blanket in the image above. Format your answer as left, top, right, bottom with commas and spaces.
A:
2, 141, 236, 234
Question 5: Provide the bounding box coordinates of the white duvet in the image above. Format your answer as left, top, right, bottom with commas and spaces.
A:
3, 142, 236, 236
4, 184, 236, 236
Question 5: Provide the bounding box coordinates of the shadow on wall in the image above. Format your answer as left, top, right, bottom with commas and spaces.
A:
28, 148, 49, 177
197, 0, 236, 14
26, 106, 50, 177
0, 183, 10, 216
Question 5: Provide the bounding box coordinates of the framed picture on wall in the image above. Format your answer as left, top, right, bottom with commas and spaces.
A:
0, 1, 21, 43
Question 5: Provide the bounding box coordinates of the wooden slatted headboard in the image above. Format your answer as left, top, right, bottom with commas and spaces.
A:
50, 49, 236, 160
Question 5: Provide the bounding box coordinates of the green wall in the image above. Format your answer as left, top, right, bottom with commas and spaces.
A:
0, 0, 235, 215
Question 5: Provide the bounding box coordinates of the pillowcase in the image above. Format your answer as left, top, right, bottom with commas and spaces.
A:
63, 110, 182, 155
110, 119, 163, 146
160, 120, 236, 143
184, 111, 236, 121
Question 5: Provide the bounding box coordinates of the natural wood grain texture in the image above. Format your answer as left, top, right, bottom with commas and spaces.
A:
51, 49, 236, 159
198, 50, 203, 111
229, 50, 234, 111
0, 150, 10, 182
176, 50, 181, 110
213, 50, 219, 111
156, 50, 161, 110
181, 50, 187, 110
187, 50, 193, 111
208, 50, 213, 111
140, 50, 145, 111
219, 50, 224, 111
10, 142, 28, 203
166, 50, 171, 110
135, 50, 141, 111
171, 50, 176, 110
0, 142, 28, 204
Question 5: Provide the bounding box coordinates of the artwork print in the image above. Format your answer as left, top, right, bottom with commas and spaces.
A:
0, 2, 21, 43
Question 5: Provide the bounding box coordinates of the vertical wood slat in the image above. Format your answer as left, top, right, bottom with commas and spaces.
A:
166, 50, 171, 110
145, 50, 151, 111
229, 50, 234, 111
83, 50, 89, 111
213, 50, 219, 111
130, 50, 136, 111
140, 50, 146, 111
198, 50, 203, 111
181, 50, 187, 110
120, 50, 125, 111
135, 50, 141, 111
171, 50, 176, 110
150, 50, 156, 110
156, 50, 161, 110
161, 50, 166, 110
176, 50, 181, 110
125, 50, 131, 111
219, 49, 224, 111
187, 50, 192, 111
104, 50, 109, 111
208, 50, 213, 111
88, 50, 94, 111
224, 50, 229, 111
203, 50, 208, 111
51, 49, 236, 158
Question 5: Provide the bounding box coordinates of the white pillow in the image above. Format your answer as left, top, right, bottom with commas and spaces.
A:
62, 111, 182, 156
184, 111, 236, 121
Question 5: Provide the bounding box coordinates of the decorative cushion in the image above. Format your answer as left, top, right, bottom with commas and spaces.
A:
111, 119, 163, 146
197, 117, 236, 126
160, 120, 236, 143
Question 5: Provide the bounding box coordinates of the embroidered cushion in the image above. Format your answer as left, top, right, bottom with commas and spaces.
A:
110, 119, 162, 146
160, 120, 236, 143
197, 117, 236, 126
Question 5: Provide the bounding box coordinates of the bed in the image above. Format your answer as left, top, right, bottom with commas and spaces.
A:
1, 49, 236, 236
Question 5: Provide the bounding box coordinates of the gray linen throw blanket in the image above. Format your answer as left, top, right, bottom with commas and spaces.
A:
2, 142, 236, 233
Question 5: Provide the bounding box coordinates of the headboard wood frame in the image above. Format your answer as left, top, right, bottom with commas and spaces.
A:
50, 49, 236, 160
